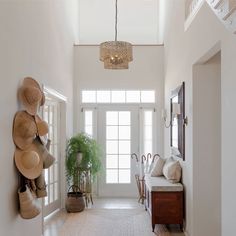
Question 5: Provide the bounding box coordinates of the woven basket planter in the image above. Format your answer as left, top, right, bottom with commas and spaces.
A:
65, 186, 85, 213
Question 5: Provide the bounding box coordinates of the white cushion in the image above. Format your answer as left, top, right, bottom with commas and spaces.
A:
163, 157, 182, 183
150, 157, 166, 177
145, 174, 183, 192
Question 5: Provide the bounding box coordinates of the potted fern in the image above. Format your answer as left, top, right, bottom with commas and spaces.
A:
65, 133, 102, 212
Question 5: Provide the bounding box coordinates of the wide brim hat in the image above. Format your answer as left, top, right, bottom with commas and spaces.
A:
34, 115, 49, 145
14, 142, 43, 180
18, 77, 45, 115
18, 85, 42, 116
13, 111, 37, 150
23, 77, 45, 106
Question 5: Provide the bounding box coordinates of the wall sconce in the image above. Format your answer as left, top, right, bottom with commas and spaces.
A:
162, 103, 181, 128
162, 103, 188, 128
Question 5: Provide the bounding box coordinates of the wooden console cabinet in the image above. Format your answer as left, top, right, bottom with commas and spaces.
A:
145, 186, 183, 232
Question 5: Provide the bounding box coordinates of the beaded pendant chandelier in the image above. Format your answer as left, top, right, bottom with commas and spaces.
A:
100, 0, 133, 69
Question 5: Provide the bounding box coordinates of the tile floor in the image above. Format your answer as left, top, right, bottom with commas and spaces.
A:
44, 198, 185, 236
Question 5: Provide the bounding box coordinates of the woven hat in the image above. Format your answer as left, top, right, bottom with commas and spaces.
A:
23, 77, 45, 106
34, 138, 55, 169
14, 143, 43, 180
18, 86, 42, 115
18, 77, 45, 115
13, 111, 37, 150
34, 115, 49, 145
18, 185, 41, 219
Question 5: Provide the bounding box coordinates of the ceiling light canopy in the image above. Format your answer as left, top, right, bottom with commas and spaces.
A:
99, 0, 133, 69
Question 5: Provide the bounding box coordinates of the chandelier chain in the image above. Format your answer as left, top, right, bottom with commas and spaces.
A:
99, 0, 132, 69
115, 0, 118, 41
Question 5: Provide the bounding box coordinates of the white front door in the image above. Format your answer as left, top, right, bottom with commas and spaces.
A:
97, 106, 139, 197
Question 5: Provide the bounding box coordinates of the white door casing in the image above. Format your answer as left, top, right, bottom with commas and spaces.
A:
42, 86, 67, 220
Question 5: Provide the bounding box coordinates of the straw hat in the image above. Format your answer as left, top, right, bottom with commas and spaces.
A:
23, 77, 45, 106
18, 77, 45, 115
34, 115, 49, 145
14, 145, 43, 180
13, 111, 37, 150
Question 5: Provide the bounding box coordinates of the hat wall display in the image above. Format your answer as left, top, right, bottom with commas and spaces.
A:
14, 144, 43, 180
34, 115, 49, 145
22, 77, 45, 106
13, 111, 37, 150
14, 77, 50, 218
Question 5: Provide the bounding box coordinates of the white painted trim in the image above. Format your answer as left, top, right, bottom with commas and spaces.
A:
74, 44, 164, 47
194, 40, 221, 64
185, 0, 205, 31
80, 104, 157, 109
58, 102, 67, 211
41, 86, 68, 229
43, 86, 68, 102
184, 229, 189, 236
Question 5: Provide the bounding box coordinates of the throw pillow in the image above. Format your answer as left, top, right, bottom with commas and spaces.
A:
163, 158, 182, 183
150, 157, 166, 177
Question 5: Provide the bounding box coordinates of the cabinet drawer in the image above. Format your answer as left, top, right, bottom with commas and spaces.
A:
153, 192, 182, 200
152, 191, 183, 224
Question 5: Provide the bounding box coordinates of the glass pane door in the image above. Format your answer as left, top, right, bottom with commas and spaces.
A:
43, 100, 61, 217
106, 111, 131, 184
97, 106, 139, 197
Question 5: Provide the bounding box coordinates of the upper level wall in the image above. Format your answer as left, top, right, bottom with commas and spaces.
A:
0, 1, 78, 235
185, 0, 193, 17
163, 1, 236, 235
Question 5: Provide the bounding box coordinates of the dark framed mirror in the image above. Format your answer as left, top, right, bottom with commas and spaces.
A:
170, 82, 185, 160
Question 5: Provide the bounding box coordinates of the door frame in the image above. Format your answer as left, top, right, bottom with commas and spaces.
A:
41, 86, 67, 221
78, 102, 158, 196
79, 103, 158, 197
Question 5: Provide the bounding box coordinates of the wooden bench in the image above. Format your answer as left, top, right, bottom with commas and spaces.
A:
144, 174, 184, 232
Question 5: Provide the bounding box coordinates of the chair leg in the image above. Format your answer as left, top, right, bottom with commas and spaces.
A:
85, 195, 88, 207
152, 224, 155, 232
90, 194, 93, 205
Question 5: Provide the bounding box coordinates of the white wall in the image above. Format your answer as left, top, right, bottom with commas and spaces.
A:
74, 45, 164, 156
78, 0, 162, 44
163, 1, 236, 235
0, 1, 78, 235
192, 52, 221, 236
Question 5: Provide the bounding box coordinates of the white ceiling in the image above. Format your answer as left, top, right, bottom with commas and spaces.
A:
77, 0, 164, 45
